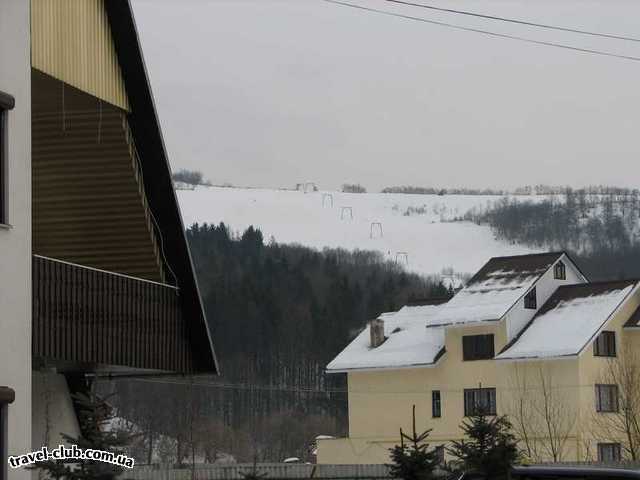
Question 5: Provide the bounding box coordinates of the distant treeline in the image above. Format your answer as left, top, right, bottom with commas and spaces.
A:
172, 168, 212, 186
113, 223, 449, 463
341, 183, 367, 193
466, 189, 640, 280
381, 184, 640, 197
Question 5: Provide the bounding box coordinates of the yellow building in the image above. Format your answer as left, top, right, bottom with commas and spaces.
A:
317, 252, 640, 465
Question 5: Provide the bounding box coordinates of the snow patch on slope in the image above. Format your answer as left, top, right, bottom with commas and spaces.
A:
177, 186, 540, 276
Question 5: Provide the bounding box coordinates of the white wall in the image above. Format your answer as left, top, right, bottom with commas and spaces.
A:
0, 1, 31, 479
31, 372, 80, 450
505, 254, 585, 341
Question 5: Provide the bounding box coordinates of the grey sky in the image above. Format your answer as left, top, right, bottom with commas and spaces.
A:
131, 0, 640, 191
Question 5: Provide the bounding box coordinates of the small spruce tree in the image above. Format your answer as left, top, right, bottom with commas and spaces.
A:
447, 409, 519, 480
388, 405, 440, 480
33, 391, 134, 480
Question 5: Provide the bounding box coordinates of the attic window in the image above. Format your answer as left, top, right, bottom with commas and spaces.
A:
594, 331, 616, 357
462, 334, 494, 361
554, 261, 566, 280
524, 287, 537, 310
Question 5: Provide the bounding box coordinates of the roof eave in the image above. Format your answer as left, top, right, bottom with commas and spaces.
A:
104, 0, 218, 374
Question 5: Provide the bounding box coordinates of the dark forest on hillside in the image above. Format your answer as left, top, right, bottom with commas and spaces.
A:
111, 223, 448, 464
465, 190, 640, 280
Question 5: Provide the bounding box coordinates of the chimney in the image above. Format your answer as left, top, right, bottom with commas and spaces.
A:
369, 318, 385, 348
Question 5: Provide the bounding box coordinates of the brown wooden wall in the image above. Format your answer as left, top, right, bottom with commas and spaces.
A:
32, 255, 196, 373
32, 71, 166, 283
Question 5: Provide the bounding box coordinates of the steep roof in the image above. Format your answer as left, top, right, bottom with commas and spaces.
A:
428, 252, 564, 327
326, 305, 445, 372
104, 1, 218, 374
497, 280, 638, 360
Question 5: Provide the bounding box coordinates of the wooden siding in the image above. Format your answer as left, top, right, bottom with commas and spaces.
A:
31, 0, 129, 110
32, 71, 165, 282
32, 255, 196, 373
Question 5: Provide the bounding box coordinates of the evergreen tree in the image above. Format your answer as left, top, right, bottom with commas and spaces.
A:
33, 391, 134, 480
447, 410, 519, 479
388, 406, 440, 480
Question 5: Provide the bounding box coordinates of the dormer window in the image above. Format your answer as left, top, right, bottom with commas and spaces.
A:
554, 261, 566, 280
524, 287, 537, 309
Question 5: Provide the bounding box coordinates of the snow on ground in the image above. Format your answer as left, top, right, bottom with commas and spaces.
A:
177, 186, 540, 277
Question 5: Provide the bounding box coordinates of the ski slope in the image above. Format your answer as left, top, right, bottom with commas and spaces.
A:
177, 186, 540, 277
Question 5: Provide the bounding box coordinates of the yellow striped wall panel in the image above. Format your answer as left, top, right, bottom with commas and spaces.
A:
31, 0, 129, 110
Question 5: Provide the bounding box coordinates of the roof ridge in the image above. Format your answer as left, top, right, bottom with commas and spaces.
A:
485, 251, 565, 261
555, 278, 639, 289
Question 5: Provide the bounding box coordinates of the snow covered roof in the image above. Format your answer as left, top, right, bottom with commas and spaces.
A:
428, 252, 564, 327
326, 305, 445, 372
497, 280, 638, 360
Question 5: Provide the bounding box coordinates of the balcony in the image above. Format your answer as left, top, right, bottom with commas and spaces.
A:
32, 255, 197, 374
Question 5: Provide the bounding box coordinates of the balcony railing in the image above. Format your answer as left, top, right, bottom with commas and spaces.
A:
32, 255, 195, 373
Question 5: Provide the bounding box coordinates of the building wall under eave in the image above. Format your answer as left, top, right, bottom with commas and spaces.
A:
0, 1, 32, 479
31, 0, 129, 111
31, 372, 80, 452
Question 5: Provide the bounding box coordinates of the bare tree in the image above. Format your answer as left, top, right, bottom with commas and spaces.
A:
506, 364, 543, 462
534, 366, 576, 462
591, 348, 640, 460
506, 365, 577, 462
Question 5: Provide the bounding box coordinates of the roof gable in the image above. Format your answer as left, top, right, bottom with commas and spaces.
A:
428, 252, 564, 327
497, 280, 637, 360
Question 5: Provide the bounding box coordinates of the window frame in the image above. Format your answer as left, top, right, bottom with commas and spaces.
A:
554, 261, 566, 280
595, 384, 619, 413
464, 387, 497, 416
434, 445, 445, 464
524, 287, 537, 309
432, 390, 441, 418
594, 331, 617, 357
462, 334, 495, 361
597, 442, 622, 462
0, 90, 15, 227
0, 386, 15, 480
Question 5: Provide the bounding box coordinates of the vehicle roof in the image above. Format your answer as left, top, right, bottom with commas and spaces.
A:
511, 465, 640, 478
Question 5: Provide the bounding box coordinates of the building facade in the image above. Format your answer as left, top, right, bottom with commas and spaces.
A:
0, 2, 218, 479
318, 252, 640, 464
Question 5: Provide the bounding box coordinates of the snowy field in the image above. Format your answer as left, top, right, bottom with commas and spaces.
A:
177, 186, 540, 278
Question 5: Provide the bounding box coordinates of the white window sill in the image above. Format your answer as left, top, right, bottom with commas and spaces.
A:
0, 223, 13, 230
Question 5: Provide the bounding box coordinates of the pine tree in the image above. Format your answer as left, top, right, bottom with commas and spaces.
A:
388, 405, 440, 480
33, 391, 134, 480
447, 410, 519, 479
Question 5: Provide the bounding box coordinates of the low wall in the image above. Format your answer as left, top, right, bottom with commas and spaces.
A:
122, 463, 391, 480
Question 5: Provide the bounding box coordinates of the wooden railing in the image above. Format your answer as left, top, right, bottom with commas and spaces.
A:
32, 255, 195, 373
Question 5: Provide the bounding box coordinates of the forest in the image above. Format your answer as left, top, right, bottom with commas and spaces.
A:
110, 223, 449, 464
466, 189, 640, 280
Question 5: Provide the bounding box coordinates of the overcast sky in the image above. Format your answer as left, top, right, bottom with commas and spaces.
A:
131, 0, 640, 191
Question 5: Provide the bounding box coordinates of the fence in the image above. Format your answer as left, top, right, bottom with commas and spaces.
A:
122, 463, 392, 480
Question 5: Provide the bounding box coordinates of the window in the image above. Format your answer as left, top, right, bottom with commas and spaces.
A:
554, 260, 566, 280
432, 390, 441, 418
464, 388, 496, 416
462, 334, 495, 361
524, 287, 537, 309
594, 331, 616, 357
0, 387, 15, 480
0, 90, 14, 226
598, 442, 621, 462
595, 384, 619, 412
434, 445, 445, 464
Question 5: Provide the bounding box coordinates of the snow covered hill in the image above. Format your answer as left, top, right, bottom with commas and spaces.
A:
177, 186, 540, 278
